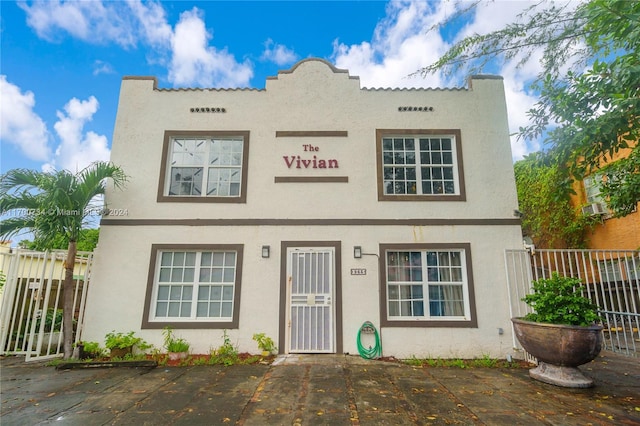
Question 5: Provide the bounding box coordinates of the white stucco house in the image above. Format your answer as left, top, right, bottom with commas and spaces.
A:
83, 58, 523, 359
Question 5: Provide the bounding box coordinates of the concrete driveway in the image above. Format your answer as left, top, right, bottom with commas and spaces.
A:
1, 351, 638, 425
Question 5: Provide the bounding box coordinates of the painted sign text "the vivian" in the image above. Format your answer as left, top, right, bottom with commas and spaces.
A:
283, 144, 339, 169
283, 155, 339, 169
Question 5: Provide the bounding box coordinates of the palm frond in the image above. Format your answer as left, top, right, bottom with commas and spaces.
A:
79, 161, 128, 190
72, 162, 128, 216
0, 169, 43, 195
0, 217, 38, 241
0, 162, 127, 246
0, 192, 41, 214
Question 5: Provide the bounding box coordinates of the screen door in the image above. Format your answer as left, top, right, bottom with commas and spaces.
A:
287, 248, 335, 353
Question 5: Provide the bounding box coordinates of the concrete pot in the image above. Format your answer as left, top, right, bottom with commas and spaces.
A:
511, 318, 603, 388
30, 332, 61, 352
168, 351, 188, 361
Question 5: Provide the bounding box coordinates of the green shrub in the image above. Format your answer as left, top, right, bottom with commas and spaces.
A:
39, 308, 63, 332
104, 331, 150, 351
162, 326, 190, 353
78, 341, 105, 358
209, 330, 239, 366
522, 273, 600, 326
252, 332, 276, 354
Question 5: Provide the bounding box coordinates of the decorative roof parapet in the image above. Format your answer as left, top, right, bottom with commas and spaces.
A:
121, 64, 502, 92
266, 58, 358, 81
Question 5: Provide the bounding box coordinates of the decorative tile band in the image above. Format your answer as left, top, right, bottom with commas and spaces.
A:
190, 107, 227, 113
398, 106, 434, 112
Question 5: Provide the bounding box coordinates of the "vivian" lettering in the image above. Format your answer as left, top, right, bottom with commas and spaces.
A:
283, 155, 339, 169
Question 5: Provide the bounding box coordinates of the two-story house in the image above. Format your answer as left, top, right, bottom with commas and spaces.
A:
82, 59, 522, 359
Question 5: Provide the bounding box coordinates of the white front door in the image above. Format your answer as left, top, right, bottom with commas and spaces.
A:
287, 247, 335, 353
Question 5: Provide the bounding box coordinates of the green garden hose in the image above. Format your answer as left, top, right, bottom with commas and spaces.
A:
357, 321, 382, 359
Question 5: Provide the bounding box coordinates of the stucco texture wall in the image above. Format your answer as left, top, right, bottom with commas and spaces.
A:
83, 59, 523, 359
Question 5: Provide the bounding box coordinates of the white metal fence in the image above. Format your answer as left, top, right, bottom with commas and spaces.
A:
505, 249, 640, 358
0, 249, 93, 361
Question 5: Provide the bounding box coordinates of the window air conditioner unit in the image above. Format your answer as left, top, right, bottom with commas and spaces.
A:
582, 202, 606, 216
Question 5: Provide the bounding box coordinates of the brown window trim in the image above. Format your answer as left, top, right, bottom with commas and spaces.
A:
378, 243, 477, 328
157, 130, 250, 203
376, 129, 466, 201
275, 131, 348, 137
141, 243, 244, 329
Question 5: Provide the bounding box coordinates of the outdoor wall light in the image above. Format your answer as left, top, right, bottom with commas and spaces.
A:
354, 246, 362, 259
262, 245, 270, 258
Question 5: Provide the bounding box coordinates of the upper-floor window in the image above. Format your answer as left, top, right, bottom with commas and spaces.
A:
376, 130, 465, 201
584, 173, 606, 205
582, 172, 616, 216
157, 131, 249, 203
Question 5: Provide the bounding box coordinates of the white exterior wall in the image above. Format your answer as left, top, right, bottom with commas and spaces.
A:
83, 59, 522, 359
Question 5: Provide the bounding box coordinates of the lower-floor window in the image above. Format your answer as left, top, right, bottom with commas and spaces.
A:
380, 243, 477, 327
142, 244, 243, 328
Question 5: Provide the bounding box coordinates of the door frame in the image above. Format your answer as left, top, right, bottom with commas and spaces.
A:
279, 241, 343, 354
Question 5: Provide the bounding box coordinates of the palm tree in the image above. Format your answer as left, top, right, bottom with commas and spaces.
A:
0, 162, 127, 358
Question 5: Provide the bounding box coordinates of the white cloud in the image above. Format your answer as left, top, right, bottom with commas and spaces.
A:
127, 0, 173, 48
19, 1, 253, 88
500, 51, 545, 161
49, 96, 111, 172
0, 76, 51, 162
504, 82, 542, 160
331, 1, 450, 88
330, 0, 551, 160
92, 60, 115, 76
0, 76, 110, 172
261, 39, 298, 66
16, 0, 552, 161
168, 8, 253, 88
453, 1, 584, 160
19, 0, 137, 48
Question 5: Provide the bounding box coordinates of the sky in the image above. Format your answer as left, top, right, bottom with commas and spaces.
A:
1, 0, 548, 177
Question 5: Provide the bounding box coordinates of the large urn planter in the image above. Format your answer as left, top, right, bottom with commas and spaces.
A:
511, 318, 603, 388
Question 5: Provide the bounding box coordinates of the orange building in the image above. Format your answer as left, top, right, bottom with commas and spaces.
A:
572, 144, 640, 250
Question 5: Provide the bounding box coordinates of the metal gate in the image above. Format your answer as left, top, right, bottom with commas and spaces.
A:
0, 249, 93, 361
505, 248, 640, 358
287, 248, 335, 353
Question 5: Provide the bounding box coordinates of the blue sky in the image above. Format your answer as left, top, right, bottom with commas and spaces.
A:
1, 0, 547, 176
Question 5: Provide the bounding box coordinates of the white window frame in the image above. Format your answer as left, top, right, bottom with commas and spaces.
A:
377, 129, 465, 201
142, 244, 243, 329
379, 243, 477, 328
584, 173, 606, 205
157, 131, 249, 203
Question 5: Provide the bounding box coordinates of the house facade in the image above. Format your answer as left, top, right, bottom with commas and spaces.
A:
82, 59, 523, 359
573, 144, 640, 250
